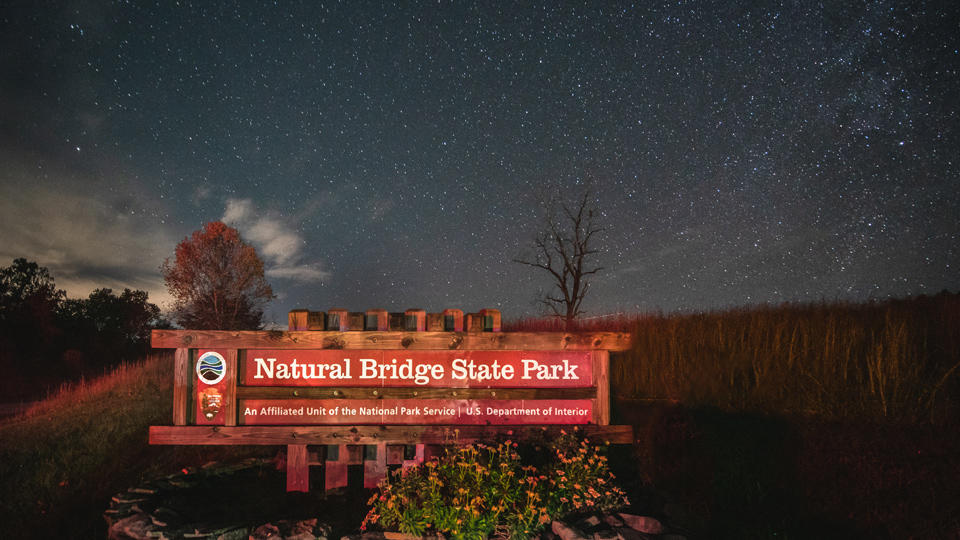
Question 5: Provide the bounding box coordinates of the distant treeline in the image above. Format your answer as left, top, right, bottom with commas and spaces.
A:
507, 291, 960, 424
0, 258, 168, 397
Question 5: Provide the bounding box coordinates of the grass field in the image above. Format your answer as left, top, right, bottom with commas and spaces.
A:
2, 294, 958, 538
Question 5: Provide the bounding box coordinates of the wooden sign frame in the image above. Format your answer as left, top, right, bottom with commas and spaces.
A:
150, 326, 633, 491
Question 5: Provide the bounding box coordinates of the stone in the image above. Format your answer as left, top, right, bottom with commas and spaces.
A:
551, 520, 591, 540
603, 515, 624, 528
611, 526, 654, 540
250, 523, 282, 540
578, 516, 601, 528
108, 513, 157, 540
616, 514, 663, 535
216, 528, 252, 540
593, 529, 620, 540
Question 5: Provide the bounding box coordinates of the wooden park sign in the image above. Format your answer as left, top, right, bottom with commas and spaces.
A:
150, 308, 633, 492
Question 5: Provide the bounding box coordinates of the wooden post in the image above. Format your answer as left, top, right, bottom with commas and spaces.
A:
325, 444, 348, 490
593, 350, 610, 425
287, 444, 309, 492
402, 444, 425, 470
364, 442, 388, 488
223, 349, 239, 427
173, 348, 190, 426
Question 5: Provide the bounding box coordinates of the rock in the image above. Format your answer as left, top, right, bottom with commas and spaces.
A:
151, 506, 182, 528
611, 526, 654, 540
603, 515, 624, 528
250, 523, 282, 540
578, 515, 601, 528
593, 529, 620, 540
217, 528, 252, 540
108, 513, 157, 540
552, 520, 591, 540
616, 514, 663, 535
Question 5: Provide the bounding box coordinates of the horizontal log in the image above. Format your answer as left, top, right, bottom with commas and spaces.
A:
236, 386, 596, 400
151, 330, 633, 351
149, 424, 634, 445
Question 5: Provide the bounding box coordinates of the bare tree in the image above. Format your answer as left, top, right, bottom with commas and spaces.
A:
513, 189, 604, 328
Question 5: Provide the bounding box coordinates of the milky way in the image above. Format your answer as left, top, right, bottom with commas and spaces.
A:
1, 1, 957, 322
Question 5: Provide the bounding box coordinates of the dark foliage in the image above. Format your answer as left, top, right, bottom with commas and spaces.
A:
0, 259, 166, 398
161, 221, 274, 330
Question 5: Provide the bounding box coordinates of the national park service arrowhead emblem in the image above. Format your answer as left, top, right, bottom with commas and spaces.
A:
198, 387, 223, 421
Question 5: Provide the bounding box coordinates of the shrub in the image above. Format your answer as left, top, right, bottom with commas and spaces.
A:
362, 429, 629, 540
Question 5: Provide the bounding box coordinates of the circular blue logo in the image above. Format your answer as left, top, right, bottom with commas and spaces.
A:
196, 352, 226, 385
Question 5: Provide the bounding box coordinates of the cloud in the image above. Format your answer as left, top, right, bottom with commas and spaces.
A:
0, 151, 176, 308
222, 198, 330, 283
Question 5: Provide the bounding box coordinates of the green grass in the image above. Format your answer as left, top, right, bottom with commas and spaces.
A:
0, 353, 273, 538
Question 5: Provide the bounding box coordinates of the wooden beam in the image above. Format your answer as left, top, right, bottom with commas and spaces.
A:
149, 424, 633, 445
173, 348, 190, 426
236, 386, 596, 400
223, 349, 238, 427
593, 350, 610, 426
152, 330, 633, 351
325, 444, 348, 490
287, 444, 309, 492
364, 442, 388, 488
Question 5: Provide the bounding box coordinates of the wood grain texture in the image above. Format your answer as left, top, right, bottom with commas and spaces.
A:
286, 444, 309, 492
236, 386, 596, 400
223, 349, 238, 427
149, 424, 633, 445
173, 348, 190, 426
152, 330, 633, 351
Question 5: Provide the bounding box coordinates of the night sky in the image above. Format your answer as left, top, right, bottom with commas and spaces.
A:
1, 1, 957, 325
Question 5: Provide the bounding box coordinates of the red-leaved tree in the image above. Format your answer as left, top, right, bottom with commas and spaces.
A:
162, 221, 274, 330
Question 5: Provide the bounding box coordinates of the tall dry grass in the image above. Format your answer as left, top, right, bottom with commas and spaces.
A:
508, 294, 960, 423
616, 295, 960, 423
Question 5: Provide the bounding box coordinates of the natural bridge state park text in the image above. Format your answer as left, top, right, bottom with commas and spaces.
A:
239, 350, 594, 388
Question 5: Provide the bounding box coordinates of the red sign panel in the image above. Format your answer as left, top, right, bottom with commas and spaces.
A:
241, 350, 592, 388
240, 399, 593, 425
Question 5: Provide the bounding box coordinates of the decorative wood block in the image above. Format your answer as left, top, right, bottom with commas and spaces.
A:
287, 444, 309, 492
327, 309, 348, 331
479, 309, 501, 332
288, 310, 309, 331
153, 330, 635, 351
426, 313, 444, 331
308, 311, 325, 331
404, 309, 426, 331
465, 313, 484, 332
388, 313, 405, 331
442, 309, 464, 332
365, 309, 389, 331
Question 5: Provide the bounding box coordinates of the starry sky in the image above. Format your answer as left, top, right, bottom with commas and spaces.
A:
1, 0, 957, 325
